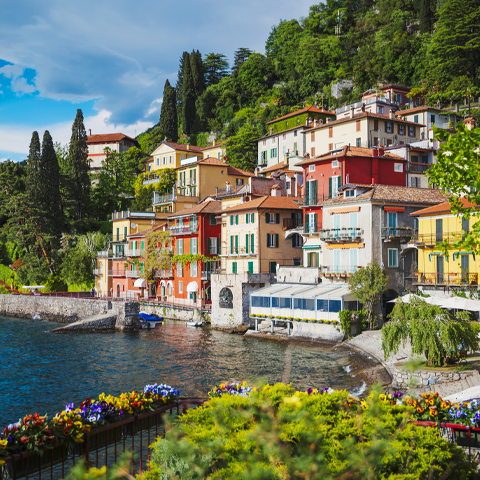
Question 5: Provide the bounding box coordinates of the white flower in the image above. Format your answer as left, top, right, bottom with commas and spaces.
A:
444, 151, 453, 157
474, 148, 480, 154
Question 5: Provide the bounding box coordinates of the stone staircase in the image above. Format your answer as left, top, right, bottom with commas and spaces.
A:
0, 280, 19, 294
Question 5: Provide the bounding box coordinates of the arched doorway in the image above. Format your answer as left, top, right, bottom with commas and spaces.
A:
116, 283, 120, 298
383, 289, 398, 319
219, 287, 233, 309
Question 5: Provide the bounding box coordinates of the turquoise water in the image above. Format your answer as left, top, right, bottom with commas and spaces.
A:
0, 316, 358, 427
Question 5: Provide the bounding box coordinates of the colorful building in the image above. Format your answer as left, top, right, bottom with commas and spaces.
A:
201, 140, 225, 160
412, 199, 480, 293
150, 141, 203, 171
87, 133, 139, 174
168, 199, 222, 305
219, 196, 303, 275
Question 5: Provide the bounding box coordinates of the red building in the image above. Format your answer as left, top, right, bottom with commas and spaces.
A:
168, 199, 221, 305
295, 146, 407, 232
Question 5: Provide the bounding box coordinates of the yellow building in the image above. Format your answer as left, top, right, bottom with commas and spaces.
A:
413, 198, 479, 290
150, 141, 203, 171
219, 196, 303, 274
201, 140, 225, 160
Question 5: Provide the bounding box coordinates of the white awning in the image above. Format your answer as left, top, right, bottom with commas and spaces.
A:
22, 286, 45, 289
134, 278, 146, 288
187, 281, 199, 293
166, 280, 174, 287
439, 297, 480, 312
159, 280, 166, 287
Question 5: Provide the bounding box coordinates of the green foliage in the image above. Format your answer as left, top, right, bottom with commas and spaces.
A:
159, 80, 178, 142
203, 53, 230, 87
137, 126, 167, 155
0, 264, 14, 283
224, 122, 259, 171
143, 230, 172, 281
338, 310, 352, 337
64, 454, 133, 480
382, 298, 480, 366
146, 384, 480, 479
348, 262, 387, 329
172, 254, 220, 266
60, 248, 94, 287
44, 276, 68, 293
133, 169, 176, 212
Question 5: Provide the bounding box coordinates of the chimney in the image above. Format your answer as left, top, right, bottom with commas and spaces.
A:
89, 129, 91, 136
378, 147, 385, 156
306, 117, 311, 126
186, 144, 190, 150
319, 118, 323, 125
313, 118, 318, 128
350, 106, 355, 119
326, 117, 332, 123
372, 148, 378, 158
213, 139, 216, 146
271, 184, 281, 197
464, 117, 476, 131
389, 109, 395, 119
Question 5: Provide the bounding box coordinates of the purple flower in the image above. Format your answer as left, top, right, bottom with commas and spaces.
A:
308, 388, 313, 395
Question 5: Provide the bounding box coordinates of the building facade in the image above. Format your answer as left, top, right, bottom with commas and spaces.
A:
87, 133, 139, 173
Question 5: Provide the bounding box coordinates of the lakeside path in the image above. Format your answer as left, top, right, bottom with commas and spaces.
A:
345, 331, 480, 398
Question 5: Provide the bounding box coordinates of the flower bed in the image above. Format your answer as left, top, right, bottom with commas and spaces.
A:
0, 383, 179, 461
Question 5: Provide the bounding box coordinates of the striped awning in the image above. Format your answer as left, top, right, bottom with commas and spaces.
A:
329, 206, 360, 215
303, 245, 321, 250
326, 243, 365, 249
385, 207, 405, 212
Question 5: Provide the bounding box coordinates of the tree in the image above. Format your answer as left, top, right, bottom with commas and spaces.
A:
60, 247, 94, 286
190, 50, 205, 97
159, 80, 178, 142
417, 0, 435, 34
348, 261, 387, 329
175, 51, 189, 110
65, 109, 91, 225
137, 126, 166, 155
182, 55, 196, 135
427, 123, 480, 253
203, 53, 230, 87
232, 48, 253, 76
224, 123, 259, 172
142, 229, 172, 282
131, 169, 176, 212
382, 298, 479, 366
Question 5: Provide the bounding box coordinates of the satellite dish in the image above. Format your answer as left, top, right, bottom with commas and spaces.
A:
131, 223, 136, 229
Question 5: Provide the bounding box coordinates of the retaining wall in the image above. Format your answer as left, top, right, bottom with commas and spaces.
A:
392, 365, 480, 388
291, 321, 345, 342
140, 305, 210, 323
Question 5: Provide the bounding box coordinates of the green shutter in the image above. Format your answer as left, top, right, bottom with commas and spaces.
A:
232, 262, 237, 274
230, 215, 233, 225
236, 215, 239, 225
246, 214, 249, 224
315, 253, 319, 267
251, 213, 254, 223
338, 176, 341, 190
275, 233, 279, 248
124, 227, 127, 239
230, 236, 233, 254
329, 178, 332, 199
248, 261, 253, 274
275, 213, 280, 224
245, 234, 249, 253
313, 213, 318, 233
235, 235, 238, 253
217, 238, 220, 254
207, 238, 211, 254
141, 241, 144, 251
305, 216, 309, 233
306, 181, 310, 205
307, 253, 311, 267
251, 234, 254, 253
267, 233, 270, 247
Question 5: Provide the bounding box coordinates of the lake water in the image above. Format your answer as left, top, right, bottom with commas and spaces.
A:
0, 315, 360, 427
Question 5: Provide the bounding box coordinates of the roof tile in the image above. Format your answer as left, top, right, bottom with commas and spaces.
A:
221, 196, 300, 214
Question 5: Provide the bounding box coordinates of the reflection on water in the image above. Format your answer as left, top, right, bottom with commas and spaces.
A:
0, 316, 358, 427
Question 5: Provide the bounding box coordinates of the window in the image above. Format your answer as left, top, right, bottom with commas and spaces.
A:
356, 120, 361, 131
294, 298, 315, 311
286, 181, 291, 190
217, 151, 221, 159
282, 145, 286, 155
162, 156, 166, 165
291, 234, 302, 248
388, 248, 398, 267
283, 133, 286, 141
191, 261, 198, 277
329, 176, 341, 198
232, 262, 237, 274
373, 119, 379, 131
332, 160, 338, 168
409, 126, 415, 137
169, 155, 173, 164
251, 296, 270, 308
345, 189, 355, 197
179, 280, 183, 293
293, 142, 297, 153
385, 122, 393, 133
250, 213, 255, 223
307, 212, 317, 234
377, 106, 384, 114
410, 177, 419, 187
156, 157, 159, 166
309, 164, 315, 172
328, 126, 333, 138
177, 238, 183, 254
250, 233, 254, 253
177, 261, 183, 277
208, 237, 218, 254
248, 261, 254, 274
269, 262, 277, 274
394, 163, 403, 172
210, 214, 216, 225
430, 114, 435, 125
413, 115, 419, 123
270, 148, 277, 158
190, 238, 197, 254
398, 124, 405, 135
311, 147, 315, 157
267, 233, 279, 248
311, 131, 315, 142
294, 130, 298, 137
356, 138, 361, 147
230, 235, 239, 254
350, 249, 358, 272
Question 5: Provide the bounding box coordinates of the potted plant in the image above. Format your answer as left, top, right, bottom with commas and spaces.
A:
294, 317, 301, 322
310, 318, 316, 323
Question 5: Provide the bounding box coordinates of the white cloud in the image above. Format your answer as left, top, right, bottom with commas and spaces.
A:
0, 64, 37, 95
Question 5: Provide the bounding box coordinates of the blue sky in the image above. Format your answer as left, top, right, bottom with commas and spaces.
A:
0, 0, 314, 162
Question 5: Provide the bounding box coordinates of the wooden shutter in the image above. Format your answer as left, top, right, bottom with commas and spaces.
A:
245, 234, 249, 252
329, 178, 332, 199
235, 235, 238, 253
251, 234, 254, 253
275, 234, 279, 248
315, 253, 319, 267
314, 213, 317, 233
329, 126, 333, 138
236, 215, 239, 225
230, 236, 233, 254
246, 214, 249, 224
313, 180, 317, 204
307, 253, 311, 267
338, 176, 341, 190
207, 238, 211, 254
265, 213, 270, 223
305, 181, 310, 205
291, 235, 295, 248
374, 119, 378, 131
276, 213, 280, 224
230, 215, 233, 225
356, 120, 360, 132
251, 213, 254, 223
305, 215, 309, 233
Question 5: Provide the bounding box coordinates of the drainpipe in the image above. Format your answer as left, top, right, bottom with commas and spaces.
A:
380, 200, 386, 321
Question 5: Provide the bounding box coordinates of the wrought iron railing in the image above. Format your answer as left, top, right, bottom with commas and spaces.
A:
382, 227, 413, 239
413, 271, 478, 286
415, 232, 465, 245
321, 228, 364, 242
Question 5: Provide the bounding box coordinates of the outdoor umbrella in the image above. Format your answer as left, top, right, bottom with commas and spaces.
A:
438, 297, 480, 312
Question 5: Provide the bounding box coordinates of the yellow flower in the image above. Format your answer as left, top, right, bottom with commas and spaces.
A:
220, 383, 225, 390
368, 392, 374, 400
73, 434, 84, 443
379, 394, 387, 402
242, 381, 248, 387
0, 460, 5, 466
361, 400, 369, 410
0, 439, 8, 448
252, 387, 257, 392
284, 395, 301, 408
74, 422, 83, 429
82, 425, 92, 432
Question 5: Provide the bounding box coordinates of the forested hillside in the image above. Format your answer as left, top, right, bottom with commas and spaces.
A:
138, 0, 479, 171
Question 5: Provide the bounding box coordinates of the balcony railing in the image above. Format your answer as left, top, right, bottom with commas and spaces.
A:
153, 192, 176, 205
297, 194, 330, 207
415, 231, 465, 245
126, 270, 142, 278
321, 228, 364, 242
407, 162, 430, 173
97, 250, 111, 258
201, 271, 211, 280
109, 270, 126, 276
110, 234, 128, 242
169, 225, 198, 235
215, 184, 248, 197
125, 248, 145, 257
321, 265, 363, 275
413, 271, 478, 286
93, 269, 102, 276
154, 268, 173, 278
382, 227, 414, 239
283, 218, 304, 230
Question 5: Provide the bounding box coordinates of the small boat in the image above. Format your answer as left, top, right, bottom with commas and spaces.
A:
185, 319, 204, 327
139, 312, 164, 329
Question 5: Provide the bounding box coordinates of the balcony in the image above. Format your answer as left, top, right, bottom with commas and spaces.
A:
142, 174, 162, 185
109, 270, 126, 276
169, 225, 198, 235
407, 162, 430, 174
97, 251, 111, 258
201, 271, 211, 280
125, 248, 145, 257
415, 231, 464, 247
297, 194, 329, 207
215, 184, 248, 198
413, 271, 478, 286
283, 218, 304, 231
320, 265, 363, 277
154, 268, 173, 278
382, 227, 414, 240
126, 270, 141, 278
153, 192, 176, 205
321, 228, 364, 243
93, 269, 102, 276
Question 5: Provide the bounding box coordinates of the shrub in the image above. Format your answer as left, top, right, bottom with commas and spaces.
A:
146, 384, 479, 480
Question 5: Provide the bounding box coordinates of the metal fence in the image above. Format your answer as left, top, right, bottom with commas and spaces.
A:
414, 272, 478, 286
0, 399, 206, 480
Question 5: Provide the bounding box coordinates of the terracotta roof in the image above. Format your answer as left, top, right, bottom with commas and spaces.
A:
168, 200, 222, 218
142, 157, 154, 163
396, 106, 443, 116
200, 141, 225, 150
411, 198, 478, 217
197, 157, 227, 166
221, 196, 300, 214
156, 141, 204, 153
266, 107, 335, 125
126, 223, 168, 238
295, 145, 407, 166
87, 133, 139, 145
227, 165, 254, 177
303, 112, 424, 134
321, 185, 447, 207
176, 156, 254, 176
259, 162, 289, 174
255, 123, 311, 141
378, 84, 411, 92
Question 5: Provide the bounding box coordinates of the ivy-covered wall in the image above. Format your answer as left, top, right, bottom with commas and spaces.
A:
269, 112, 335, 134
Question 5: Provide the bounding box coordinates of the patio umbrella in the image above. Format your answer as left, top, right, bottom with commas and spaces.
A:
438, 297, 480, 312
387, 294, 435, 304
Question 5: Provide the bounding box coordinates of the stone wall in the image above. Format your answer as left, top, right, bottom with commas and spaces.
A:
291, 321, 344, 342
50, 314, 117, 333
392, 365, 480, 388
140, 304, 209, 323
0, 295, 140, 330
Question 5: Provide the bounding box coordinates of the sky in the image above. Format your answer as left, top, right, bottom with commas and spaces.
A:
0, 0, 314, 162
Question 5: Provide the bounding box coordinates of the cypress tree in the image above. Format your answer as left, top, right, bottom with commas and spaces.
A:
419, 0, 434, 34
232, 48, 253, 76
26, 131, 42, 205
182, 56, 196, 135
175, 52, 189, 110
190, 50, 205, 98
66, 109, 90, 223
159, 80, 178, 142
